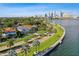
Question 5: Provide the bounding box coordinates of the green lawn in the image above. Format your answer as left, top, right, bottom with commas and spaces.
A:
17, 24, 64, 56
0, 34, 35, 48
14, 34, 35, 43
37, 30, 47, 35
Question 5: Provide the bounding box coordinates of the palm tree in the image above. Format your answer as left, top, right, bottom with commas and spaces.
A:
7, 39, 14, 48
21, 44, 30, 55
25, 44, 30, 52
33, 39, 40, 54
7, 49, 17, 56
47, 24, 53, 33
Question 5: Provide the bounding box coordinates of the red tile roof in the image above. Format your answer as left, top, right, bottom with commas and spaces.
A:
4, 27, 16, 32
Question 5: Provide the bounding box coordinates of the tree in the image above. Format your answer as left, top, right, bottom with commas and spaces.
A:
47, 24, 53, 33
16, 29, 21, 37
21, 44, 30, 55
7, 49, 17, 56
7, 39, 14, 48
33, 39, 40, 54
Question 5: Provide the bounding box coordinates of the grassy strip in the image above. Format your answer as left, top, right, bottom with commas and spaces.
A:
17, 24, 64, 56
0, 34, 35, 47
14, 34, 35, 43
37, 30, 47, 35
0, 41, 8, 47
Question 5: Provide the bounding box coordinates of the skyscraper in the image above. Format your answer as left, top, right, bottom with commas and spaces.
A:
44, 13, 48, 21
54, 11, 57, 18
51, 12, 53, 19
45, 13, 48, 18
60, 11, 64, 18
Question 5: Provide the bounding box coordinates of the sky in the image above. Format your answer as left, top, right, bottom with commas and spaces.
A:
0, 3, 79, 17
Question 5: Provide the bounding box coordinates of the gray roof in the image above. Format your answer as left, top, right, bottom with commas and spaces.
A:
17, 26, 30, 32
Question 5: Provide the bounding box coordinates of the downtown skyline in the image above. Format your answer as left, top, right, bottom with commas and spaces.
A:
0, 3, 79, 17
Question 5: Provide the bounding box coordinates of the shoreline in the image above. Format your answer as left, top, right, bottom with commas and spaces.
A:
36, 25, 65, 56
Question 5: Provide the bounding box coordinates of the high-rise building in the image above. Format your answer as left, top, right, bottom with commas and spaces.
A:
44, 13, 48, 21
54, 11, 57, 18
48, 12, 51, 19
60, 11, 64, 18
51, 12, 53, 18
45, 13, 48, 18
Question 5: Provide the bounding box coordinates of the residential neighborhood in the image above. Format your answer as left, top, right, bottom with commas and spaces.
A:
0, 13, 64, 56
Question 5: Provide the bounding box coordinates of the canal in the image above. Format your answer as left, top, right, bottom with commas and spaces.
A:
47, 19, 79, 56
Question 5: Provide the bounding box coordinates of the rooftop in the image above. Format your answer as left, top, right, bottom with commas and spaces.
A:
4, 27, 16, 32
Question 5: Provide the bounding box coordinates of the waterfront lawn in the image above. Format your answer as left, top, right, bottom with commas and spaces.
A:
14, 34, 35, 43
17, 24, 64, 56
39, 24, 63, 51
37, 30, 47, 35
0, 34, 34, 48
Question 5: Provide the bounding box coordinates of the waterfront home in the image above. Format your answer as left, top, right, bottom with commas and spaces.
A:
2, 27, 16, 38
16, 25, 33, 34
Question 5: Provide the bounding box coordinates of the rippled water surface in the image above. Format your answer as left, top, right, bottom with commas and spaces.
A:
48, 19, 79, 56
